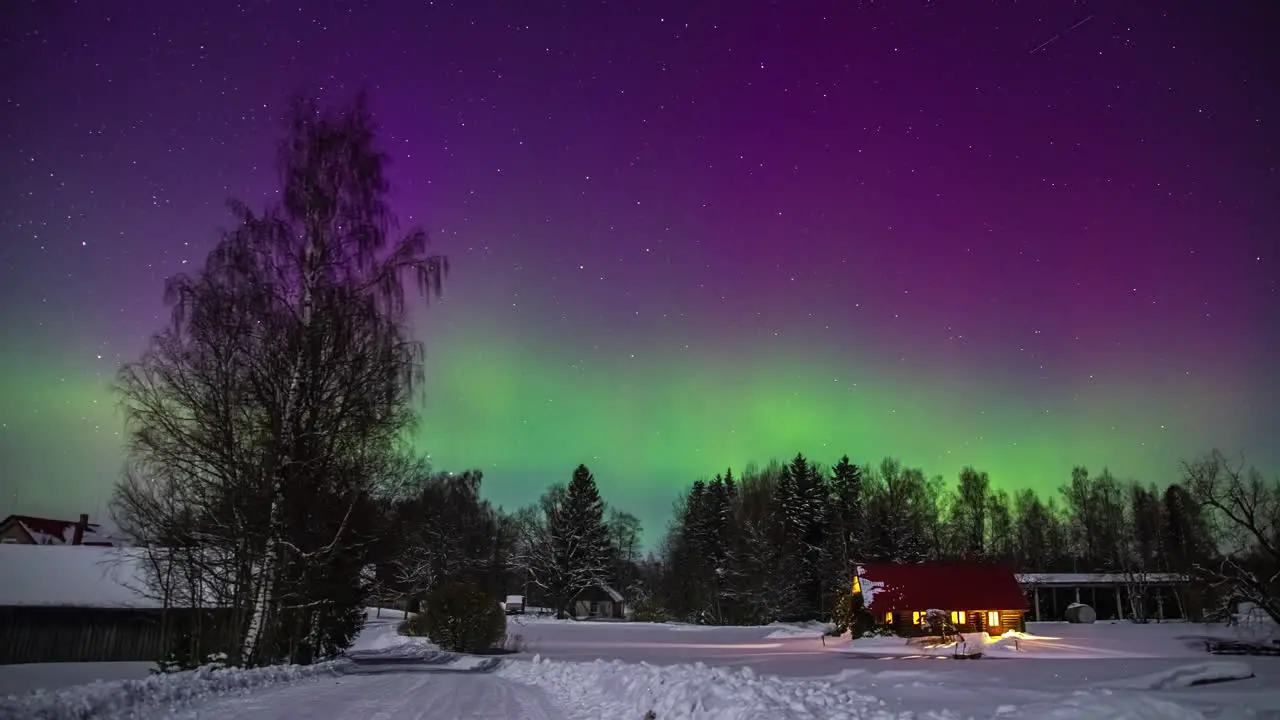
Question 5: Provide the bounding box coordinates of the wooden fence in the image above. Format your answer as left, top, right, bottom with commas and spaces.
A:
0, 606, 237, 664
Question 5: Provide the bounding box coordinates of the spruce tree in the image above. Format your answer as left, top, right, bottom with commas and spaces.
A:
547, 464, 611, 616
829, 456, 864, 565
774, 453, 827, 618
821, 456, 864, 604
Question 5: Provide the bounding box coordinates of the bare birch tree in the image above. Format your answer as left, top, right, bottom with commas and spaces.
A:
112, 91, 447, 667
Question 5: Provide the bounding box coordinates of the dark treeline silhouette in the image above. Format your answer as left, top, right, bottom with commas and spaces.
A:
649, 454, 1213, 625
367, 464, 638, 622
367, 449, 1278, 633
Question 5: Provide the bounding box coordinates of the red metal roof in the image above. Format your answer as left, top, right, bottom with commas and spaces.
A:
856, 562, 1027, 612
2, 515, 112, 546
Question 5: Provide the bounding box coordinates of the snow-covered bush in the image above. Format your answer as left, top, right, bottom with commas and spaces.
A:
422, 582, 506, 653
923, 608, 951, 636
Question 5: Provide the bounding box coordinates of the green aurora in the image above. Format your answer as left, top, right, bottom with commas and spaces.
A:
0, 320, 1262, 548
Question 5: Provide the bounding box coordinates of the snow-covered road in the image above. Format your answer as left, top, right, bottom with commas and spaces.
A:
6, 612, 1278, 719
157, 670, 563, 720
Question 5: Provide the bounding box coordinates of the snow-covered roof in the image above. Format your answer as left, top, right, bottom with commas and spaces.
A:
1016, 572, 1190, 586
1, 514, 114, 546
0, 544, 158, 608
601, 585, 623, 603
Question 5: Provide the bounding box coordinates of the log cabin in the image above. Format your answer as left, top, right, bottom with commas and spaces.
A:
854, 562, 1027, 637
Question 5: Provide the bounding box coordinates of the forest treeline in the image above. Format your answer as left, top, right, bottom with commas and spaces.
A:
365, 448, 1278, 631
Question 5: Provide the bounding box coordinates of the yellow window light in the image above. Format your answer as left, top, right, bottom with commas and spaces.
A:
851, 576, 862, 594
987, 611, 1000, 627
912, 611, 924, 625
950, 610, 966, 624
884, 612, 893, 623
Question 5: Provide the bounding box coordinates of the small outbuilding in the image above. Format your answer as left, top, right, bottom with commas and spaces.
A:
572, 584, 625, 619
854, 562, 1028, 637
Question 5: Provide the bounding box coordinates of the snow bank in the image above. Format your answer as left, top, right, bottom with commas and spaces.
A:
500, 655, 1226, 720
1101, 661, 1254, 690
764, 620, 835, 639
0, 661, 346, 720
499, 655, 953, 720
995, 692, 1207, 719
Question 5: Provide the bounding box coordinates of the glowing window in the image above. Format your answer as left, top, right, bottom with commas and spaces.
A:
987, 611, 1000, 627
884, 612, 893, 623
950, 611, 966, 624
851, 576, 862, 594
912, 611, 924, 625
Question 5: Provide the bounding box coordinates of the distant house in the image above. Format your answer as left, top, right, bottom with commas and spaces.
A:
0, 513, 114, 546
572, 584, 625, 619
854, 562, 1027, 637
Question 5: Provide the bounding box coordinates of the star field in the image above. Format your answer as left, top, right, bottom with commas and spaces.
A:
1, 0, 1277, 541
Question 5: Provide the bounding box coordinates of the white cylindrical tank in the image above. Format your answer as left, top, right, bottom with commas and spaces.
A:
1065, 603, 1097, 624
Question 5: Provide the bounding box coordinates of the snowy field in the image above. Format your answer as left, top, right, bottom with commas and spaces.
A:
3, 609, 1279, 719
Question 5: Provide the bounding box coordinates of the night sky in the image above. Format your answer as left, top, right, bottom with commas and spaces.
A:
2, 1, 1276, 543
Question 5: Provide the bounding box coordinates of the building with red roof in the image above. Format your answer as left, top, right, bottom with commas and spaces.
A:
0, 514, 114, 547
854, 562, 1027, 636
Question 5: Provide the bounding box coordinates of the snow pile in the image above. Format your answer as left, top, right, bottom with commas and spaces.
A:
500, 655, 959, 720
764, 620, 835, 639
0, 661, 346, 720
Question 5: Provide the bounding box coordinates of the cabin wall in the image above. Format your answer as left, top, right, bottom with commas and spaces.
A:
993, 609, 1025, 634
879, 609, 1025, 637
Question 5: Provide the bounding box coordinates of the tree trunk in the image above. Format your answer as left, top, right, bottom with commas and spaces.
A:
242, 229, 318, 666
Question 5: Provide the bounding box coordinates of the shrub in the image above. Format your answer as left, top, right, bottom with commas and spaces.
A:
629, 596, 668, 623
422, 582, 507, 653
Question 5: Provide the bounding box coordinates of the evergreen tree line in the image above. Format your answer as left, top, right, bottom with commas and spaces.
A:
648, 451, 1280, 627
372, 448, 1278, 634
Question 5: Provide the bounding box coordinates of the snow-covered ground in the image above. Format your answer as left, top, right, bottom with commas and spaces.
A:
4, 610, 1278, 719
503, 617, 1280, 718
